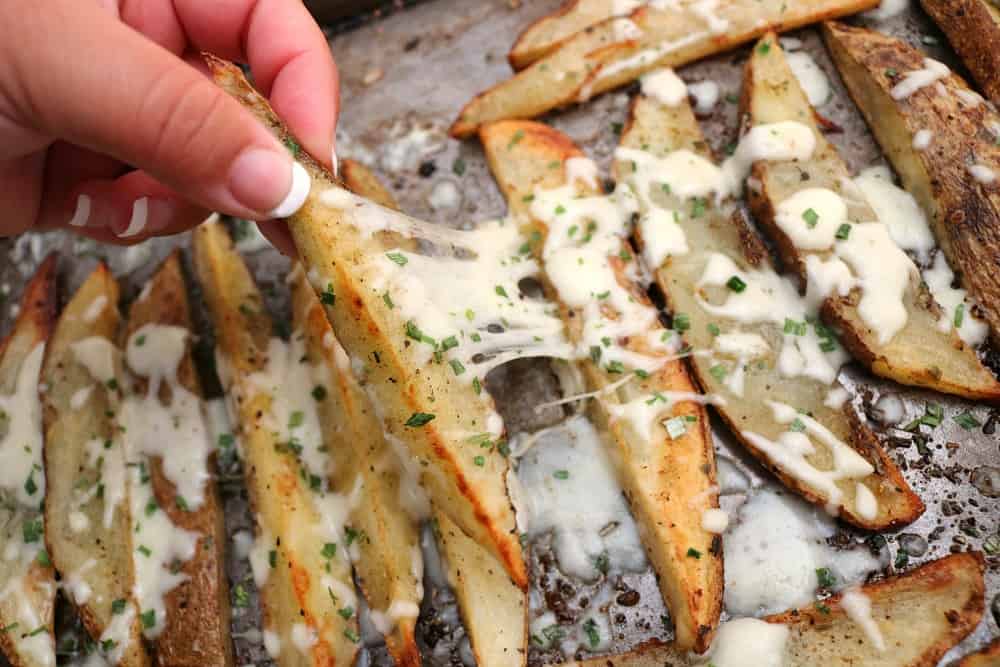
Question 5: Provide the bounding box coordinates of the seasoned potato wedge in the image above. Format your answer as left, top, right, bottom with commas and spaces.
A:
823, 21, 1000, 350
0, 256, 57, 667
207, 55, 526, 588
193, 221, 359, 667
121, 253, 233, 667
289, 267, 423, 667
480, 120, 722, 651
743, 33, 1000, 400
509, 0, 624, 70
958, 639, 1000, 667
450, 0, 877, 138
559, 552, 985, 666
336, 156, 526, 667
919, 0, 1000, 104
620, 87, 922, 528
434, 509, 528, 667
41, 264, 150, 667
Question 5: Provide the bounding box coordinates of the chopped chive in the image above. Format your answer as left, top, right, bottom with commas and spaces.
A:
449, 359, 466, 376
269, 550, 277, 568
473, 455, 485, 467
802, 208, 819, 228
137, 545, 152, 557
835, 223, 851, 240
382, 292, 394, 309
111, 599, 127, 615
553, 470, 569, 480
344, 628, 360, 643
288, 411, 305, 428
707, 323, 721, 336
954, 303, 965, 329
338, 606, 354, 620
815, 567, 836, 588
686, 547, 702, 559
472, 377, 482, 395
312, 385, 328, 401
790, 417, 807, 433
321, 543, 337, 559
386, 252, 408, 266
690, 198, 706, 218
495, 285, 509, 298
582, 618, 600, 648
320, 283, 336, 306
954, 411, 981, 430
606, 360, 625, 374
673, 313, 691, 332
708, 364, 727, 382
726, 276, 747, 293
405, 412, 435, 427
757, 41, 771, 55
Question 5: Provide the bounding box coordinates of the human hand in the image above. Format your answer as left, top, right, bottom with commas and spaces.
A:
0, 0, 340, 255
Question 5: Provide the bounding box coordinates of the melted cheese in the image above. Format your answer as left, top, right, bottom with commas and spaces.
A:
71, 337, 116, 384
786, 51, 831, 106
0, 575, 55, 665
708, 617, 788, 667
841, 587, 886, 651
687, 80, 719, 115
724, 488, 879, 615
639, 68, 688, 107
912, 129, 933, 150
890, 58, 950, 99
0, 344, 46, 506
853, 166, 935, 261
607, 391, 724, 441
742, 402, 875, 517
923, 251, 989, 346
515, 416, 646, 580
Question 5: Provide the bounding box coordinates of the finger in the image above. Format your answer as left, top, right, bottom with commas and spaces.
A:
3, 0, 306, 221
0, 154, 45, 237
257, 219, 298, 258
33, 141, 129, 231
172, 0, 340, 170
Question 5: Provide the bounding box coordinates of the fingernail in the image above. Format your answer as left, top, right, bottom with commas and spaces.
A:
118, 197, 149, 238
331, 145, 340, 179
229, 147, 309, 217
68, 194, 91, 227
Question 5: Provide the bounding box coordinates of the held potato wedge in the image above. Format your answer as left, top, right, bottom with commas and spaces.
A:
618, 83, 922, 528
742, 33, 1000, 400
558, 552, 985, 666
823, 21, 1000, 350
194, 221, 359, 667
41, 264, 150, 667
480, 120, 723, 651
0, 256, 57, 667
450, 0, 877, 138
289, 267, 423, 667
120, 253, 233, 667
332, 157, 527, 666
919, 0, 1000, 104
434, 509, 528, 667
206, 55, 527, 587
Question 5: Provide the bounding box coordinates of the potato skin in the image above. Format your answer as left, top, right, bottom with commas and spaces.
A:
920, 0, 1000, 104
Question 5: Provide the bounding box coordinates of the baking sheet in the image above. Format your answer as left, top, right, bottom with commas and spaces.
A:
1, 1, 997, 665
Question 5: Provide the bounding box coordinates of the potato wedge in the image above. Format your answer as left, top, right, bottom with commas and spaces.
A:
434, 509, 528, 667
449, 0, 877, 138
121, 253, 233, 667
207, 55, 527, 588
919, 0, 1000, 104
193, 221, 359, 667
0, 256, 57, 667
559, 552, 985, 666
958, 639, 1000, 667
336, 156, 527, 667
480, 120, 722, 650
823, 21, 1000, 351
508, 0, 624, 70
618, 87, 922, 528
41, 264, 150, 667
743, 33, 1000, 400
288, 267, 423, 667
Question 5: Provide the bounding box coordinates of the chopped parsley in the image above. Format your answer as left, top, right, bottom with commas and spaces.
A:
472, 377, 482, 395
338, 606, 354, 620
288, 411, 305, 429
137, 545, 152, 558
344, 628, 360, 643
605, 360, 625, 374
36, 549, 50, 567
24, 473, 37, 496
783, 318, 807, 336
405, 412, 435, 427
690, 197, 707, 218
233, 584, 250, 608
790, 417, 807, 433
269, 549, 277, 568
507, 129, 525, 149
452, 158, 466, 176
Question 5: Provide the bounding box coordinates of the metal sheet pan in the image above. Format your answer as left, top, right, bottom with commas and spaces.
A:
0, 1, 997, 665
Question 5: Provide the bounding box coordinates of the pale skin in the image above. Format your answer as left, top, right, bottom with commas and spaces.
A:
0, 0, 340, 255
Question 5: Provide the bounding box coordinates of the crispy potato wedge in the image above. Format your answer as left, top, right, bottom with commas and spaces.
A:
450, 0, 877, 138
434, 509, 528, 667
337, 156, 527, 667
289, 267, 423, 667
0, 256, 57, 667
508, 0, 624, 70
620, 88, 922, 528
207, 55, 527, 588
193, 221, 359, 667
919, 0, 1000, 104
41, 264, 150, 667
559, 552, 985, 666
480, 120, 722, 651
121, 253, 233, 667
743, 33, 1000, 400
823, 21, 1000, 350
959, 639, 1000, 667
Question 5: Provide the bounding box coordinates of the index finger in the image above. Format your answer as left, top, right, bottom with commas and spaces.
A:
168, 0, 340, 170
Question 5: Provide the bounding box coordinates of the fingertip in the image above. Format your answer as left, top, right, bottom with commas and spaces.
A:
257, 219, 298, 257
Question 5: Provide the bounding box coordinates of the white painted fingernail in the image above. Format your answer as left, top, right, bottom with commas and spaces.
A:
119, 197, 149, 238
268, 161, 311, 218
68, 194, 91, 227
331, 146, 340, 179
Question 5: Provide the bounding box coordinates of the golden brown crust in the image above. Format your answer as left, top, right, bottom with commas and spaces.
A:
122, 253, 234, 667
823, 20, 1000, 355
920, 0, 1000, 104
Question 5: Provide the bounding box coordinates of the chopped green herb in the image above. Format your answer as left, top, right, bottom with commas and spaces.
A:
312, 385, 328, 402
24, 474, 36, 496
835, 223, 851, 240
555, 204, 567, 215
321, 543, 337, 559
27, 626, 46, 637
709, 364, 727, 382
605, 360, 625, 374
473, 455, 485, 467
101, 639, 117, 652
344, 628, 360, 643
815, 567, 836, 588
508, 129, 525, 149
707, 323, 721, 337
112, 599, 127, 615
288, 411, 305, 429
452, 158, 466, 176
802, 208, 819, 228
269, 549, 277, 568
686, 547, 702, 559
495, 285, 509, 298
283, 137, 300, 156
783, 318, 807, 336
135, 335, 147, 347
690, 197, 707, 218
22, 519, 42, 544
582, 618, 601, 648
757, 41, 771, 55
885, 68, 898, 78
449, 359, 466, 376
386, 252, 408, 266
553, 469, 570, 480
405, 412, 435, 427
382, 292, 395, 309
790, 417, 807, 433
137, 545, 151, 557
338, 606, 354, 620
611, 122, 623, 136
36, 550, 50, 567
233, 583, 250, 608
673, 313, 691, 332
726, 275, 747, 293
218, 433, 235, 449
814, 601, 831, 615
594, 552, 610, 575
320, 284, 336, 306
954, 411, 981, 430
175, 496, 190, 512
472, 377, 482, 395
954, 303, 965, 329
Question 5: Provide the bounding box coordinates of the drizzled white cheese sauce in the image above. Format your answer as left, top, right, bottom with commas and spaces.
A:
515, 416, 646, 580
607, 391, 724, 442
0, 344, 46, 506
912, 129, 933, 150
786, 51, 831, 106
687, 80, 719, 115
923, 251, 989, 345
853, 166, 935, 261
0, 575, 55, 665
639, 68, 687, 107
71, 337, 116, 384
83, 296, 108, 324
707, 617, 788, 667
724, 488, 880, 616
841, 587, 886, 651
969, 164, 996, 184
742, 402, 875, 517
890, 58, 950, 100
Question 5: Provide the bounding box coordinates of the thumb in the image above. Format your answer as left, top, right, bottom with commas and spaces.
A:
3, 0, 306, 221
